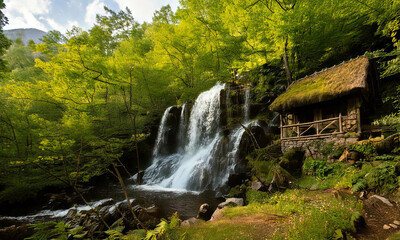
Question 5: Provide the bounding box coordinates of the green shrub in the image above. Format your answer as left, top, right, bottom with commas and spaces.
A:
246, 189, 270, 204
364, 162, 400, 193
229, 185, 246, 198
247, 142, 283, 183
375, 154, 395, 161
331, 146, 345, 159
303, 158, 341, 178
321, 142, 335, 157
335, 166, 358, 189
352, 179, 367, 192
27, 221, 86, 240
349, 142, 376, 156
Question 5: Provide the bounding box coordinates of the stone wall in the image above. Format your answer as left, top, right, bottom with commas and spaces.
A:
342, 96, 360, 133
281, 134, 358, 158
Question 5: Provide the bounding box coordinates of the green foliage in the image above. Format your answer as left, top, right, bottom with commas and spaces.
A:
147, 212, 180, 240
106, 229, 147, 240
364, 162, 400, 193
246, 189, 270, 204
27, 221, 86, 240
247, 143, 281, 183
374, 113, 400, 131
348, 142, 376, 156
352, 179, 367, 192
375, 154, 395, 161
302, 158, 343, 178
335, 166, 359, 189
0, 0, 399, 208
228, 184, 246, 198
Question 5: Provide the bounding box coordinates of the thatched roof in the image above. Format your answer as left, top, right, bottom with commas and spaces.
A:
269, 56, 370, 112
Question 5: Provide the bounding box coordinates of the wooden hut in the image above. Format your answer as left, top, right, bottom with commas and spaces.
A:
269, 56, 379, 154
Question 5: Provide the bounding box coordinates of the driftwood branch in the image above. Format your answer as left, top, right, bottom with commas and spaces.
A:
112, 164, 147, 230
240, 123, 260, 149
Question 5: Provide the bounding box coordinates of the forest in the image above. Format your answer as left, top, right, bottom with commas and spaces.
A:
0, 0, 400, 239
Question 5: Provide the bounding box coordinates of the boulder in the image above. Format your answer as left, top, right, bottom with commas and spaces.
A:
197, 203, 213, 221
218, 198, 244, 209
390, 224, 398, 229
210, 208, 224, 221
181, 217, 199, 227
146, 206, 161, 218
0, 224, 34, 240
369, 195, 393, 207
251, 179, 267, 192
348, 151, 361, 161
338, 150, 360, 163
280, 148, 305, 177
64, 197, 160, 237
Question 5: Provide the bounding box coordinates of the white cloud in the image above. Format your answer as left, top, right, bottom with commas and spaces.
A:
85, 0, 107, 26
112, 0, 179, 23
46, 18, 79, 33
4, 0, 51, 31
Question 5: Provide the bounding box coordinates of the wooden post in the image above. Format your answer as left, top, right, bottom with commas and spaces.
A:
356, 107, 361, 134
316, 123, 319, 135
339, 113, 343, 133
297, 125, 300, 137
280, 114, 283, 139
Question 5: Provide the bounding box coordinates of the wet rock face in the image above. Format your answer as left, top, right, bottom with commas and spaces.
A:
163, 106, 181, 155
227, 173, 249, 188
235, 125, 271, 173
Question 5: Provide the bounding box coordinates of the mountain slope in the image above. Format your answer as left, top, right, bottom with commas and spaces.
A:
4, 28, 47, 45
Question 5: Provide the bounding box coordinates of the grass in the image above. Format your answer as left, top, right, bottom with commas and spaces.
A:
165, 189, 362, 240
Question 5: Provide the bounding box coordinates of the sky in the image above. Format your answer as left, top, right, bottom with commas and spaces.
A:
3, 0, 180, 33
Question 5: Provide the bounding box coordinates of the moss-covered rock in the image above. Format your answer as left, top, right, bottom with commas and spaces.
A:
280, 148, 305, 177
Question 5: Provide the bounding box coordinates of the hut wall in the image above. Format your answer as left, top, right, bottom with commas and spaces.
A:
342, 96, 362, 133
281, 135, 358, 158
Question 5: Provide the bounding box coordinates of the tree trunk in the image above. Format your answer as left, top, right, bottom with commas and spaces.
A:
283, 37, 292, 87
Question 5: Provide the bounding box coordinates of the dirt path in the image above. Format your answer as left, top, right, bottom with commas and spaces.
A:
356, 195, 400, 240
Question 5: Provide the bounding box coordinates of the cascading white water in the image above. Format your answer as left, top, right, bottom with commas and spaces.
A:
244, 87, 251, 123
185, 84, 223, 153
143, 84, 227, 191
178, 102, 188, 151
152, 106, 173, 157
142, 83, 262, 192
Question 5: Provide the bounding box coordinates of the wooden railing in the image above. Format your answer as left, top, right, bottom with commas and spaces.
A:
281, 114, 343, 139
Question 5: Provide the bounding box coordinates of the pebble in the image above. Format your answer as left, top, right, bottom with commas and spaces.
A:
383, 224, 391, 230
394, 220, 400, 225
389, 224, 398, 229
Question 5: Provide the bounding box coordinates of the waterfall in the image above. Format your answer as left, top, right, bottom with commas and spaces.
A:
186, 84, 223, 153
152, 106, 173, 157
142, 83, 262, 192
244, 87, 251, 123
178, 102, 188, 151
